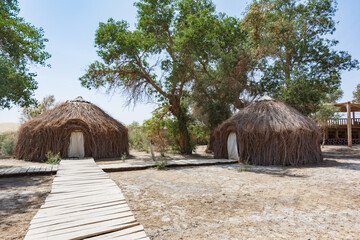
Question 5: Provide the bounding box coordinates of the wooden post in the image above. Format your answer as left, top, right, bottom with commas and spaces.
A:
148, 138, 155, 161
347, 102, 352, 147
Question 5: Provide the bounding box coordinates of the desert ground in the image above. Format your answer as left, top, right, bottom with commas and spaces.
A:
0, 176, 54, 240
0, 123, 20, 134
0, 146, 359, 239
108, 146, 360, 240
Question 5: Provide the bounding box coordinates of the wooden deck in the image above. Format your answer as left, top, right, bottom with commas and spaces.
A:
24, 158, 149, 240
0, 165, 58, 178
100, 158, 238, 172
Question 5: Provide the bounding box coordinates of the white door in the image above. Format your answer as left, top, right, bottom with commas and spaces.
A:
68, 131, 85, 158
227, 132, 239, 160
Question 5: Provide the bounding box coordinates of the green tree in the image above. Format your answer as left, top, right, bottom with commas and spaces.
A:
314, 105, 340, 147
20, 95, 56, 122
243, 0, 359, 115
185, 10, 258, 151
313, 90, 342, 147
127, 122, 149, 152
0, 0, 50, 109
143, 107, 174, 154
80, 0, 244, 154
353, 84, 360, 103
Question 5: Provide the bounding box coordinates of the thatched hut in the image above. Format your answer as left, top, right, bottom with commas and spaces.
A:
213, 97, 322, 166
14, 97, 128, 161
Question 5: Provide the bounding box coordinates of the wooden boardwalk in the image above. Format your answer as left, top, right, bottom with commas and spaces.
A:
101, 158, 238, 172
0, 165, 58, 178
24, 158, 148, 240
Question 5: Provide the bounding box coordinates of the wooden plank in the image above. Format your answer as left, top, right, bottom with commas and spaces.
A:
28, 212, 135, 233
39, 197, 127, 210
100, 158, 238, 172
34, 201, 129, 219
24, 158, 148, 240
27, 166, 39, 173
6, 168, 20, 175
90, 226, 148, 240
25, 219, 138, 240
87, 225, 145, 240
31, 205, 131, 224
19, 167, 30, 174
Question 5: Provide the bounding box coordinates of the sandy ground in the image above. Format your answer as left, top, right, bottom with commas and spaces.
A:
0, 176, 54, 240
109, 146, 360, 240
0, 123, 20, 133
96, 145, 213, 165
0, 145, 359, 240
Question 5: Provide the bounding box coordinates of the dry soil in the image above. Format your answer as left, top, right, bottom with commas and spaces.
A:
0, 176, 54, 240
109, 146, 360, 240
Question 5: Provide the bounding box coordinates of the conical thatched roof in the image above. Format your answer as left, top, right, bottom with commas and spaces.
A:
14, 97, 128, 161
213, 98, 322, 166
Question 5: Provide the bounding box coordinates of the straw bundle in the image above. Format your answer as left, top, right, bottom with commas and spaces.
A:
213, 98, 322, 166
14, 97, 128, 161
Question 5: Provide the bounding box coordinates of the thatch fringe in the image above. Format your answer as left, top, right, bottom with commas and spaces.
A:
213, 99, 322, 166
14, 98, 128, 161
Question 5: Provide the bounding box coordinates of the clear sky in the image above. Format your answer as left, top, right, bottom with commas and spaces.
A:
0, 0, 359, 124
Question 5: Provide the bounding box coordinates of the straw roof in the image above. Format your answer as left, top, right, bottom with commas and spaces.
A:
14, 97, 128, 161
213, 98, 322, 166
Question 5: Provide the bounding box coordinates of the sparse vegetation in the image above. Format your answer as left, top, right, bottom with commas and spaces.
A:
155, 159, 168, 170
0, 131, 17, 155
238, 164, 251, 172
45, 150, 61, 165
21, 95, 56, 122
128, 122, 149, 152
121, 152, 127, 162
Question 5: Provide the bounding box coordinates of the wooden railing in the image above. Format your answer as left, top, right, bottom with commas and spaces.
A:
326, 118, 360, 128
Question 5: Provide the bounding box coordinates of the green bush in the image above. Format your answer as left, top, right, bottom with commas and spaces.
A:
0, 131, 18, 155
128, 122, 149, 152
46, 150, 61, 165
155, 160, 168, 170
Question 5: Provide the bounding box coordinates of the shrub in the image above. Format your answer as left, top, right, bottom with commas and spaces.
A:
155, 160, 168, 170
46, 150, 61, 164
0, 131, 18, 155
128, 122, 149, 152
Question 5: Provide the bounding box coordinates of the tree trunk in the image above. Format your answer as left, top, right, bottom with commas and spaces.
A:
177, 111, 192, 154
205, 129, 215, 153
322, 126, 325, 148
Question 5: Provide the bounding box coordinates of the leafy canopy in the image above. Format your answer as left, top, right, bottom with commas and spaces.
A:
353, 84, 360, 103
243, 0, 359, 115
20, 95, 56, 122
80, 0, 249, 153
0, 0, 50, 109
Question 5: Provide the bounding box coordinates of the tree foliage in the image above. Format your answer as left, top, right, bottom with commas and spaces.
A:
243, 0, 359, 115
353, 84, 360, 103
0, 0, 50, 109
80, 0, 251, 154
127, 122, 149, 152
20, 95, 56, 122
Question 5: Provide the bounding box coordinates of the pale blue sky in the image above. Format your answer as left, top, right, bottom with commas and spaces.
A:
1, 0, 359, 124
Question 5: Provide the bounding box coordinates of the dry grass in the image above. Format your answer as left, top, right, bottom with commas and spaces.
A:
214, 99, 322, 166
14, 97, 128, 161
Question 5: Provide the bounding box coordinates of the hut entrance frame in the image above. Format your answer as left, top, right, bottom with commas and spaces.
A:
227, 132, 239, 160
68, 131, 85, 158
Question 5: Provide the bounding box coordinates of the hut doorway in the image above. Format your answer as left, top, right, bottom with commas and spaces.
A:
227, 132, 239, 160
68, 131, 85, 158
